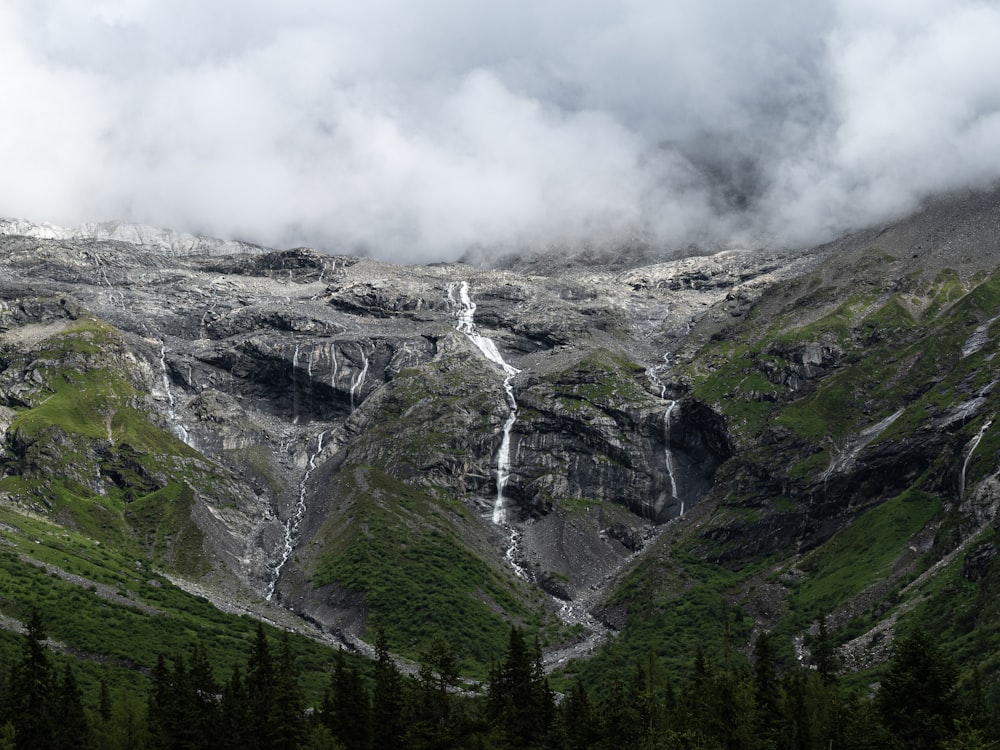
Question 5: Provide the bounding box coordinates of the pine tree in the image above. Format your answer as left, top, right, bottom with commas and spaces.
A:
876, 626, 957, 750
188, 642, 221, 750
562, 682, 593, 750
53, 663, 90, 750
99, 678, 113, 724
813, 615, 839, 686
488, 628, 553, 749
272, 632, 306, 750
147, 654, 172, 748
370, 632, 403, 750
218, 665, 248, 750
245, 624, 276, 750
597, 676, 640, 749
10, 608, 55, 750
325, 652, 370, 750
752, 631, 784, 747
409, 637, 463, 750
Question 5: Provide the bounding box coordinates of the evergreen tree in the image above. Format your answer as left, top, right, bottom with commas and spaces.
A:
147, 654, 172, 748
488, 628, 553, 749
102, 690, 150, 750
53, 663, 89, 750
409, 638, 463, 750
218, 665, 248, 750
877, 627, 957, 750
562, 682, 594, 750
98, 678, 113, 724
370, 632, 403, 750
812, 615, 839, 687
10, 608, 55, 750
596, 676, 641, 750
272, 632, 306, 750
245, 624, 276, 750
325, 652, 370, 750
752, 631, 784, 748
629, 653, 670, 746
188, 642, 221, 750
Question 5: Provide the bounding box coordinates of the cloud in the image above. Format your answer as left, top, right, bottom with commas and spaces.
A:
1, 0, 998, 263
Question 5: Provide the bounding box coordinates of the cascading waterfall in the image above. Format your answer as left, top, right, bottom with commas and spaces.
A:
330, 343, 339, 391
291, 345, 301, 424
663, 400, 683, 515
646, 354, 670, 399
350, 344, 370, 412
266, 431, 326, 601
961, 418, 993, 499
648, 359, 684, 516
447, 282, 521, 526
447, 281, 525, 576
159, 344, 191, 445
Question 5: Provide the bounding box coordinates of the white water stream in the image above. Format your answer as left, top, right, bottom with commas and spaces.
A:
448, 282, 521, 525
267, 431, 326, 601
158, 344, 191, 445
663, 400, 683, 514
291, 345, 302, 424
350, 345, 370, 412
961, 418, 993, 499
447, 282, 525, 576
648, 361, 685, 516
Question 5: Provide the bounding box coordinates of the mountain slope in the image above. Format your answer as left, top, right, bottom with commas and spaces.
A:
2, 188, 1000, 688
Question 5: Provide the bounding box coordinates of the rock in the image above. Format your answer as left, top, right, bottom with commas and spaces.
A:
962, 542, 997, 581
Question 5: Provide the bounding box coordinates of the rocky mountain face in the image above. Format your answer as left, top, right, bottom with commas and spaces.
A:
3, 187, 1000, 678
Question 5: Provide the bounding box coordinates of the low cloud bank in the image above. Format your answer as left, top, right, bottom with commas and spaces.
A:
2, 1, 999, 262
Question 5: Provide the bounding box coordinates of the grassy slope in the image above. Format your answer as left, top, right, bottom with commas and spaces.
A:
567, 263, 1000, 692
0, 316, 360, 703
309, 466, 549, 676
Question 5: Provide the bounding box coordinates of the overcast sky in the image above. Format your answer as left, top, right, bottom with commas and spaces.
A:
2, 0, 999, 263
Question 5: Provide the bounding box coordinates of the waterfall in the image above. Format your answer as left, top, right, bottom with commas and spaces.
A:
504, 526, 530, 580
291, 345, 301, 424
961, 418, 993, 499
448, 281, 520, 525
663, 400, 683, 515
646, 354, 669, 399
267, 431, 326, 601
158, 344, 191, 445
350, 344, 370, 411
330, 343, 339, 390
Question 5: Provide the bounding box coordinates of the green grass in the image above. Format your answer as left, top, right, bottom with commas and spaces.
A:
785, 489, 941, 622
0, 507, 362, 706
562, 545, 761, 694
312, 466, 541, 675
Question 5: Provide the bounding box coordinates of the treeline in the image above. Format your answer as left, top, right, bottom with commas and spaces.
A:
1, 609, 999, 749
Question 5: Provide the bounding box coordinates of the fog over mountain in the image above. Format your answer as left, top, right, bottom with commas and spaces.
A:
2, 0, 999, 262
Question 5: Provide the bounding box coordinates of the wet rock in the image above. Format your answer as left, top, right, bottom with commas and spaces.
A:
962, 542, 997, 581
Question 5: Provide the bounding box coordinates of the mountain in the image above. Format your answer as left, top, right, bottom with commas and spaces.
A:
2, 187, 1000, 691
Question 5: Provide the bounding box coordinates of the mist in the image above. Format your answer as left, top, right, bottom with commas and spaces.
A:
2, 0, 999, 263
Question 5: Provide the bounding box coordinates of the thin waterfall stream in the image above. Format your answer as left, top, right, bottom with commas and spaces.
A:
350, 344, 370, 412
961, 418, 993, 499
267, 431, 327, 601
159, 343, 191, 445
663, 400, 683, 515
447, 281, 526, 578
